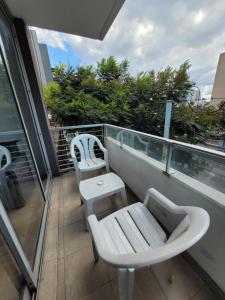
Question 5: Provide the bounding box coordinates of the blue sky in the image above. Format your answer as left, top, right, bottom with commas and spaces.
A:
35, 0, 225, 99
47, 43, 80, 67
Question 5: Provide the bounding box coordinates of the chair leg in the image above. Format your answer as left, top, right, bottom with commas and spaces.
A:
118, 268, 135, 300
120, 187, 128, 206
75, 169, 81, 187
84, 199, 94, 230
91, 240, 99, 263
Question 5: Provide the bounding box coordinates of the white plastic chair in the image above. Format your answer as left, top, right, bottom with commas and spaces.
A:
88, 188, 210, 300
0, 146, 13, 209
70, 134, 109, 185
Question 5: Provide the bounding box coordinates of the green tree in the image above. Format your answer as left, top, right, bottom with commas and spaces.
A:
44, 57, 224, 144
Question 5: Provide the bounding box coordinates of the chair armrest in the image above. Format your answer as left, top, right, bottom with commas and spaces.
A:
96, 141, 108, 163
144, 188, 186, 214
70, 157, 78, 169
88, 215, 108, 254
0, 162, 11, 174
98, 143, 107, 153
103, 148, 108, 164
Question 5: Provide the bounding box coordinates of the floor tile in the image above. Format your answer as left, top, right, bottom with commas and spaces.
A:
65, 247, 115, 299
136, 268, 166, 300
80, 282, 116, 300
57, 258, 66, 300
38, 260, 57, 300
63, 220, 91, 256
43, 227, 59, 262
151, 256, 204, 300
191, 285, 220, 300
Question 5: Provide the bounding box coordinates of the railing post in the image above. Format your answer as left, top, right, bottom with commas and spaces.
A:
163, 143, 173, 176
101, 124, 104, 144
120, 131, 124, 149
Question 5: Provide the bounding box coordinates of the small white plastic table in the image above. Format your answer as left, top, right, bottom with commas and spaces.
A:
79, 172, 128, 218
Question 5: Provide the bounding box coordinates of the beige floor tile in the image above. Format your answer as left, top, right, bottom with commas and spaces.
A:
65, 247, 115, 300
63, 220, 91, 256
80, 282, 116, 300
38, 260, 57, 300
151, 256, 204, 300
191, 285, 220, 300
47, 206, 59, 230
63, 196, 85, 226
43, 227, 59, 262
136, 268, 166, 300
59, 205, 64, 228
57, 258, 66, 300
58, 227, 64, 259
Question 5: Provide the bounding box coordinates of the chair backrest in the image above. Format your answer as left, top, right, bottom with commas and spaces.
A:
0, 146, 11, 169
70, 134, 102, 162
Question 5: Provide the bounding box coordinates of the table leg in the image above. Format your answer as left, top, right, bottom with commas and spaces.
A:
120, 187, 128, 206
84, 200, 94, 218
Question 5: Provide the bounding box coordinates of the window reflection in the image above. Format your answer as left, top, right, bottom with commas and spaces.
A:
0, 232, 23, 300
0, 53, 45, 267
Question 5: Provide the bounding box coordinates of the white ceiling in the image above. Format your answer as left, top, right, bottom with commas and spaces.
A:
5, 0, 125, 40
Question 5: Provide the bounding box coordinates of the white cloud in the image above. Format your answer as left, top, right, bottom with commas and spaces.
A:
200, 84, 213, 99
34, 0, 225, 99
194, 9, 206, 25
34, 27, 67, 51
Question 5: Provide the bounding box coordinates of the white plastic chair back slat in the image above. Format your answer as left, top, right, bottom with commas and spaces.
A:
88, 138, 96, 160
72, 139, 86, 162
82, 136, 91, 161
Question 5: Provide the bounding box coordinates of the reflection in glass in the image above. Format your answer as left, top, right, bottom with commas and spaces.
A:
171, 146, 225, 194
0, 53, 44, 267
0, 232, 23, 299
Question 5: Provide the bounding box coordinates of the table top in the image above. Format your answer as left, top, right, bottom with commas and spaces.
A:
79, 172, 125, 201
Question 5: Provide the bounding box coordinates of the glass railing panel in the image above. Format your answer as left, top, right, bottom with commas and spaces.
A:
104, 125, 121, 141
105, 125, 167, 164
171, 145, 225, 194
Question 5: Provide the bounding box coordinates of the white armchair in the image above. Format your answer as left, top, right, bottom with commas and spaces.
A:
70, 134, 109, 185
88, 188, 210, 300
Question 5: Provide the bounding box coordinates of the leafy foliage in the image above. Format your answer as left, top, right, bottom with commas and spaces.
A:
44, 56, 224, 143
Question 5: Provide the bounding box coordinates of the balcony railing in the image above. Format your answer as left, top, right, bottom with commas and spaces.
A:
50, 123, 225, 196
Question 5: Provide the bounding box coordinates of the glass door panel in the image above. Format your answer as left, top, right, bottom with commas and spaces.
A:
0, 52, 45, 267
0, 14, 51, 194
0, 232, 23, 300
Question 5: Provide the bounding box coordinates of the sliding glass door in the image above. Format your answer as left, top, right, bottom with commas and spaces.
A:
0, 7, 51, 300
0, 52, 45, 267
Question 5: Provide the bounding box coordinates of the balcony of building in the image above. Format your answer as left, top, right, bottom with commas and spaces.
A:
36, 124, 225, 300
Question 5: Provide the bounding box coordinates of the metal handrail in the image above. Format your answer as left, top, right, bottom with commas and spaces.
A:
50, 124, 103, 131
50, 123, 225, 176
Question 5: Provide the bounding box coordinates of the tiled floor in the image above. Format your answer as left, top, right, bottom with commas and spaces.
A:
37, 172, 219, 300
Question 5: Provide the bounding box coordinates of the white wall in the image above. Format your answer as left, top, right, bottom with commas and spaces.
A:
105, 138, 225, 293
